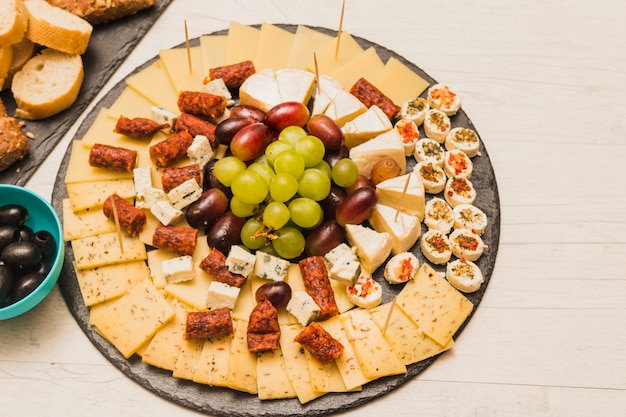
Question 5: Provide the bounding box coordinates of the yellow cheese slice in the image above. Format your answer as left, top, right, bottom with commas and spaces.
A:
172, 338, 204, 380
142, 298, 190, 371
160, 46, 205, 93
254, 23, 295, 70
286, 25, 334, 70
340, 308, 407, 379
280, 323, 326, 404
226, 21, 260, 64
74, 260, 149, 306
199, 34, 228, 74
126, 59, 179, 111
193, 332, 235, 387
72, 232, 147, 270
396, 263, 474, 346
227, 319, 258, 394
62, 198, 115, 241
66, 179, 135, 211
370, 302, 454, 365
89, 279, 175, 358
304, 350, 349, 393
257, 348, 297, 400
307, 32, 363, 75
106, 86, 156, 122
231, 277, 256, 322
330, 47, 385, 91
375, 56, 430, 106
65, 141, 134, 184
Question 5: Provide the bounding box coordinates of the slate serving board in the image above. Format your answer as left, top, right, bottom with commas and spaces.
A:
52, 25, 501, 417
0, 0, 174, 186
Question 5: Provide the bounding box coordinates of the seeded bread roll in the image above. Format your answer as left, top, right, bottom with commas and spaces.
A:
12, 48, 84, 120
24, 0, 93, 55
0, 0, 28, 46
46, 0, 157, 25
0, 114, 30, 172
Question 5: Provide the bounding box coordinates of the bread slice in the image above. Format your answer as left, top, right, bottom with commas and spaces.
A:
0, 0, 28, 46
24, 0, 93, 55
0, 115, 29, 172
12, 49, 84, 120
2, 37, 36, 90
47, 0, 157, 25
0, 45, 13, 86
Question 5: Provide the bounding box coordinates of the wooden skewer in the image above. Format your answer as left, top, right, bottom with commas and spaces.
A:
335, 0, 346, 59
382, 296, 398, 335
110, 197, 125, 253
184, 19, 192, 74
313, 52, 321, 95
394, 173, 412, 222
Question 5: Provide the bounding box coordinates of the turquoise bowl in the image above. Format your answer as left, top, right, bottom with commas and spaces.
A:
0, 185, 64, 320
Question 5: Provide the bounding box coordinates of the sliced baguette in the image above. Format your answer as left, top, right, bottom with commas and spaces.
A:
0, 0, 28, 46
0, 45, 13, 85
2, 37, 36, 91
24, 0, 93, 55
12, 49, 84, 120
47, 0, 157, 25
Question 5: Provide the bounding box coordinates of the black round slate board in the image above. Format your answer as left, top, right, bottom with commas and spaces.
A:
52, 25, 500, 417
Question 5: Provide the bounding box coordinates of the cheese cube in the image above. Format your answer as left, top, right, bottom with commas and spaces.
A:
324, 243, 361, 286
138, 186, 166, 210
150, 106, 178, 126
253, 251, 289, 281
187, 135, 214, 170
225, 245, 256, 278
286, 291, 320, 326
324, 243, 356, 265
133, 166, 152, 200
150, 200, 183, 226
206, 281, 241, 310
167, 178, 202, 210
202, 78, 234, 106
162, 255, 195, 284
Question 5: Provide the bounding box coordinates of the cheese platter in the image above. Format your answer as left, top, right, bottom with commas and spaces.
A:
51, 24, 500, 417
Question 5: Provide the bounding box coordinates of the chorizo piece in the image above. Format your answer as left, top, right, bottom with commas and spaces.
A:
184, 308, 234, 340
299, 256, 339, 321
350, 77, 401, 120
152, 223, 197, 256
160, 164, 201, 194
175, 112, 217, 144
247, 297, 280, 353
102, 193, 146, 237
205, 60, 256, 89
88, 143, 137, 172
294, 322, 344, 365
114, 116, 170, 139
177, 91, 227, 120
149, 130, 194, 168
199, 247, 246, 288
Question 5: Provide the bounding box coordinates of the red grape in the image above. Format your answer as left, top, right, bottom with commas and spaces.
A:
307, 114, 343, 151
345, 174, 375, 194
230, 104, 266, 122
265, 101, 310, 135
215, 116, 255, 146
255, 281, 292, 309
185, 188, 229, 229
304, 219, 345, 256
335, 187, 377, 227
206, 211, 246, 253
230, 123, 273, 161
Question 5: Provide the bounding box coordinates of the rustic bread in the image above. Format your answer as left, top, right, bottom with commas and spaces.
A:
0, 0, 28, 46
24, 0, 93, 55
46, 0, 157, 25
12, 48, 84, 120
0, 46, 13, 89
2, 38, 36, 91
0, 114, 30, 172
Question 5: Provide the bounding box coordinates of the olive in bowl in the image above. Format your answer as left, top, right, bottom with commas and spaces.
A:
0, 185, 64, 320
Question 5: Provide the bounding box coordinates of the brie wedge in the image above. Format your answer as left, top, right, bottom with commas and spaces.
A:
345, 224, 392, 273
368, 204, 421, 255
375, 171, 425, 220
349, 129, 406, 178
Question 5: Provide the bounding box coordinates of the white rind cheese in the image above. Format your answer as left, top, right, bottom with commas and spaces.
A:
415, 160, 447, 195
443, 149, 473, 179
342, 105, 393, 148
286, 291, 321, 326
444, 176, 477, 208
345, 224, 392, 273
162, 255, 195, 284
346, 271, 382, 308
368, 203, 421, 255
400, 97, 429, 126
446, 258, 484, 293
349, 129, 406, 178
375, 171, 425, 220
448, 228, 486, 261
395, 118, 420, 156
414, 138, 445, 167
427, 83, 461, 116
226, 245, 257, 278
206, 281, 241, 310
239, 68, 282, 112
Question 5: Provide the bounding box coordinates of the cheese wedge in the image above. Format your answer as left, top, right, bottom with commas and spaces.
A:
239, 68, 282, 112
349, 129, 406, 177
323, 89, 366, 127
275, 68, 315, 104
368, 203, 421, 255
344, 224, 392, 273
311, 74, 344, 115
341, 105, 393, 148
375, 171, 425, 220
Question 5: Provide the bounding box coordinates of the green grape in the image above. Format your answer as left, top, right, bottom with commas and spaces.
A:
264, 140, 292, 167
331, 158, 359, 187
263, 201, 290, 230
247, 161, 275, 186
288, 197, 323, 229
213, 156, 246, 187
313, 159, 332, 180
272, 226, 305, 259
230, 196, 260, 218
231, 170, 269, 204
297, 168, 331, 201
269, 172, 299, 202
295, 135, 325, 167
273, 149, 305, 179
278, 125, 307, 148
240, 218, 267, 250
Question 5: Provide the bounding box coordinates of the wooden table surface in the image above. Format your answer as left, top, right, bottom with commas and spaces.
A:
2, 0, 625, 416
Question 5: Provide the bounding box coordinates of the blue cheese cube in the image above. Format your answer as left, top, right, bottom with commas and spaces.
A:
133, 167, 152, 201
150, 200, 183, 225
286, 291, 321, 326
324, 243, 361, 285
253, 251, 289, 281
225, 245, 256, 278
162, 255, 195, 284
150, 106, 178, 127
324, 243, 357, 265
206, 281, 241, 310
187, 135, 214, 169
202, 78, 234, 106
167, 179, 202, 210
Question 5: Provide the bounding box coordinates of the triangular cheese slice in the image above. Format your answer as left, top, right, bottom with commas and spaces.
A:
341, 105, 392, 148
348, 129, 406, 176
344, 224, 392, 273
239, 68, 282, 112
375, 171, 425, 220
368, 203, 421, 255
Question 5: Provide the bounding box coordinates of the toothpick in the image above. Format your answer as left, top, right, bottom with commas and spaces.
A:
184, 20, 192, 74
313, 52, 321, 95
394, 174, 411, 222
335, 0, 346, 59
110, 197, 125, 253
382, 296, 397, 335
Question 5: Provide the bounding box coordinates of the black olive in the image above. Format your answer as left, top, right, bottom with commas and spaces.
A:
0, 264, 16, 302
0, 225, 20, 251
18, 225, 34, 242
1, 241, 43, 272
33, 259, 53, 277
0, 204, 29, 227
32, 230, 57, 258
11, 272, 45, 303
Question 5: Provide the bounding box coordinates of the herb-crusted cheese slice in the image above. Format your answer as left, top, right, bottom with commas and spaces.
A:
396, 263, 474, 346
142, 299, 190, 371
172, 338, 204, 380
72, 232, 147, 269
74, 260, 150, 306
256, 348, 297, 400
89, 279, 175, 358
193, 333, 235, 387
228, 320, 258, 394
62, 198, 115, 241
66, 179, 135, 212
